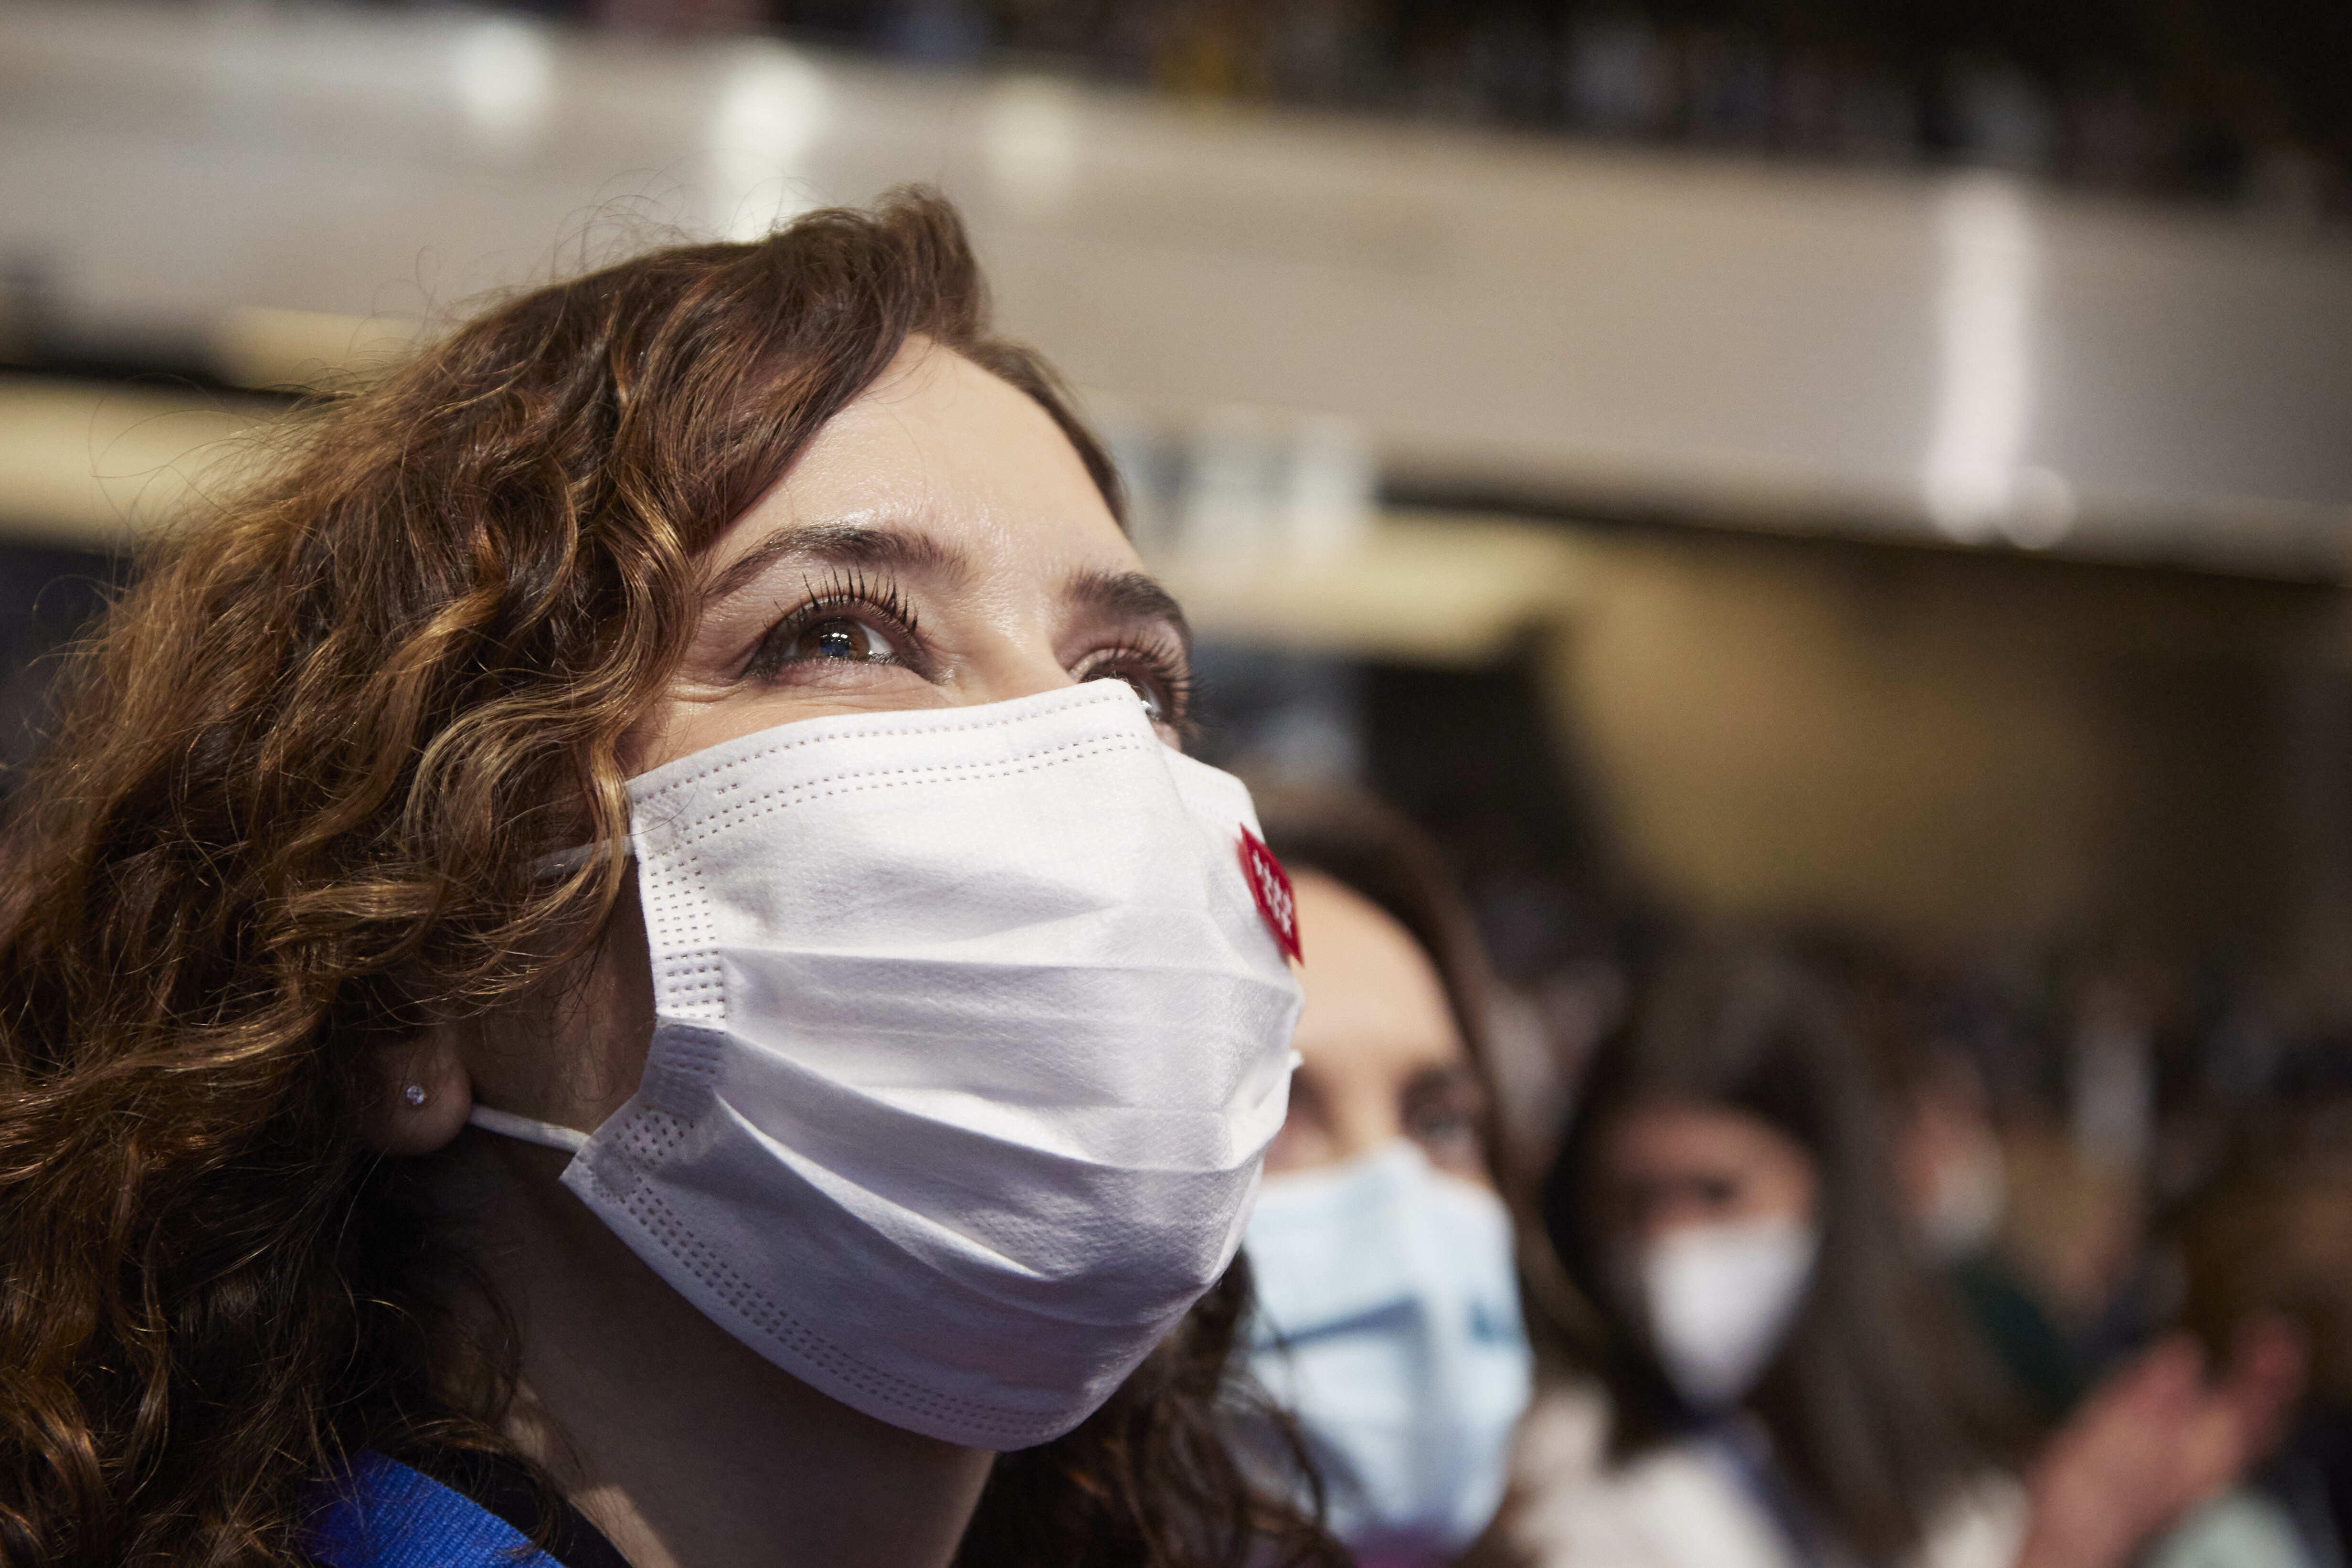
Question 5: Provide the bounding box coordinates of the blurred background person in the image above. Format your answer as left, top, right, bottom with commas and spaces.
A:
1524, 944, 2025, 1568
1513, 943, 2306, 1568
1888, 1044, 2086, 1426
1829, 943, 2094, 1429
1234, 785, 1537, 1568
2153, 1126, 2352, 1568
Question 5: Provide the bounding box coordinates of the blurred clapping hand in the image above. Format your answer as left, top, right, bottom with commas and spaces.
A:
2017, 1318, 2308, 1568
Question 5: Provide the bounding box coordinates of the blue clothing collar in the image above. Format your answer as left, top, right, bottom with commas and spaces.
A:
306, 1450, 626, 1568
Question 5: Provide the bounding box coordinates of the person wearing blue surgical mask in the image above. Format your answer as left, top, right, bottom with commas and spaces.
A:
1232, 789, 1537, 1568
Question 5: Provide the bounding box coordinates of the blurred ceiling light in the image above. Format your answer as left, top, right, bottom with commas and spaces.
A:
705, 42, 833, 242
2005, 464, 2078, 549
452, 16, 555, 165
1923, 173, 2036, 543
982, 76, 1082, 218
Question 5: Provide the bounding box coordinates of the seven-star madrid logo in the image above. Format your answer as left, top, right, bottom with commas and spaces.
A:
1237, 827, 1302, 963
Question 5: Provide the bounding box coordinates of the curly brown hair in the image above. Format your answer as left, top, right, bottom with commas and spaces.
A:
0, 189, 1345, 1568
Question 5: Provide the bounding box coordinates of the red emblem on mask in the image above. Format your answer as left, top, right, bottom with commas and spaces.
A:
1238, 827, 1302, 963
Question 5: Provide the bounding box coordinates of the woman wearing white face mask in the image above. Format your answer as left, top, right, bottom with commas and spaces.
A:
1230, 789, 1537, 1568
1507, 946, 2306, 1568
0, 193, 1345, 1568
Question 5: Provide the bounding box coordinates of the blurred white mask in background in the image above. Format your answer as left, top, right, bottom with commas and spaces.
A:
1638, 1215, 1819, 1411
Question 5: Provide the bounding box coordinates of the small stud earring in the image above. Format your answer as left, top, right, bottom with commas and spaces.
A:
402, 1083, 428, 1108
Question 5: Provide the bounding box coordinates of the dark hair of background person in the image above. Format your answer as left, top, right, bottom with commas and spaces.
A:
1539, 945, 2023, 1563
0, 189, 1343, 1568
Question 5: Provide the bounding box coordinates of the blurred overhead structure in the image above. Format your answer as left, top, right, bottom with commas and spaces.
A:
772, 0, 2352, 216
1159, 514, 1585, 666
0, 0, 2348, 578
0, 379, 278, 550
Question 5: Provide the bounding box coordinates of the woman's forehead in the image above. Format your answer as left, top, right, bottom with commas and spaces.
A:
729, 341, 1128, 575
1293, 874, 1465, 1066
683, 342, 1180, 665
1605, 1101, 1805, 1171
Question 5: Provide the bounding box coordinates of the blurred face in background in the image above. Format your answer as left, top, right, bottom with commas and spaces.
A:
1592, 1101, 1824, 1412
1242, 866, 1532, 1568
1264, 871, 1487, 1180
1593, 1102, 1819, 1249
1892, 1056, 2008, 1261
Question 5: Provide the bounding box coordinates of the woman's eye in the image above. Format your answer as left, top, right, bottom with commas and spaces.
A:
1408, 1106, 1471, 1142
1086, 668, 1165, 721
785, 616, 896, 665
1409, 1106, 1481, 1157
1402, 1069, 1489, 1176
1077, 650, 1195, 729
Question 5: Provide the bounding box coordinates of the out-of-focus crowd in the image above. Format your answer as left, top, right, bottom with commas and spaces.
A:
483, 0, 2347, 214
1237, 781, 2352, 1568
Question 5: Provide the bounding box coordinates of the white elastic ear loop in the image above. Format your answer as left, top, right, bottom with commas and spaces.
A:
467, 1104, 591, 1154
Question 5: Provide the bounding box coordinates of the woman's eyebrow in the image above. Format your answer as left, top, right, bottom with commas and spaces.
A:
1407, 1061, 1484, 1098
705, 519, 965, 606
1065, 567, 1192, 652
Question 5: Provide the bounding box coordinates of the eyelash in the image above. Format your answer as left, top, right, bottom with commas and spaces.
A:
1074, 639, 1197, 732
743, 568, 922, 682
743, 572, 1196, 730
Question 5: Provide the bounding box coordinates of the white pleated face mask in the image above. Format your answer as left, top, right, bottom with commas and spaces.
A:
470, 682, 1303, 1450
1241, 1142, 1534, 1566
1634, 1215, 1819, 1411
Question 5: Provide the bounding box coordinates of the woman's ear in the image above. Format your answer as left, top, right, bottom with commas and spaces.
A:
359, 1025, 474, 1155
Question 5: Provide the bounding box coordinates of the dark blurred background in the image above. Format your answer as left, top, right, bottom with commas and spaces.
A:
495, 0, 2352, 211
